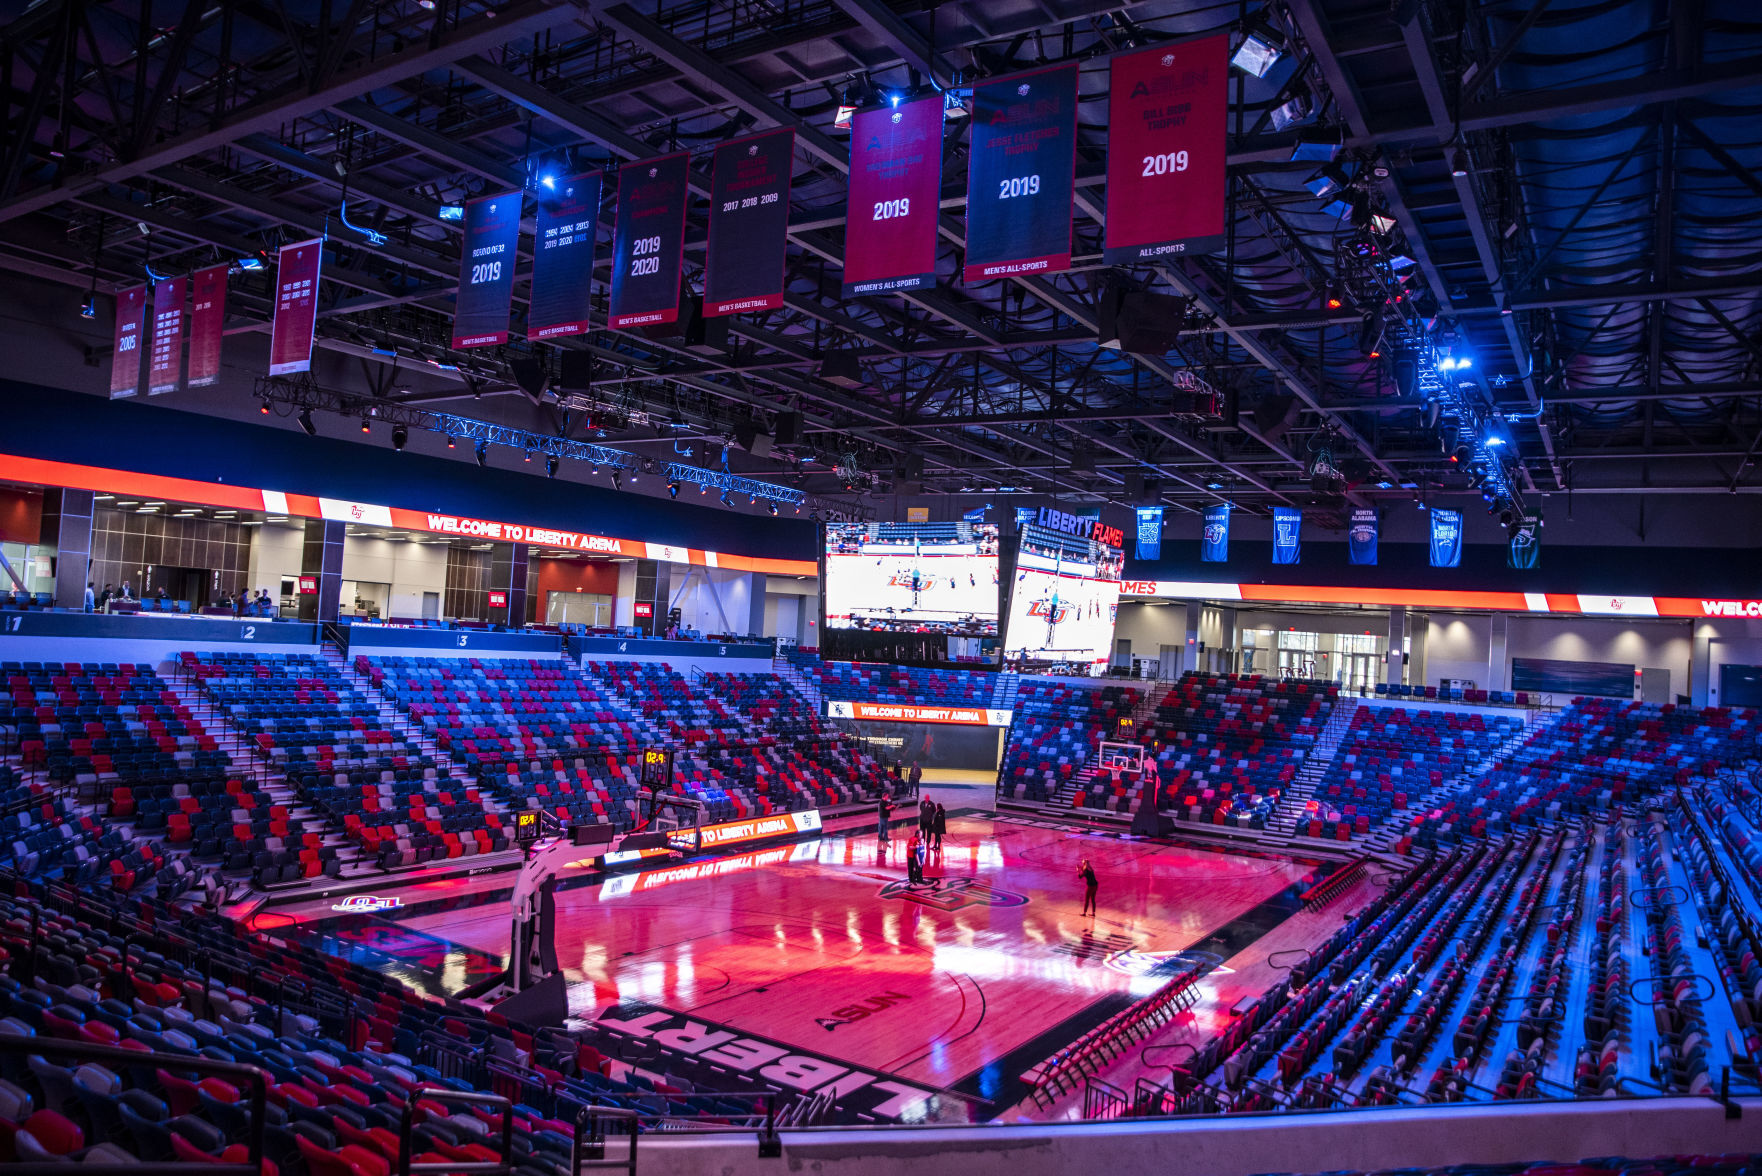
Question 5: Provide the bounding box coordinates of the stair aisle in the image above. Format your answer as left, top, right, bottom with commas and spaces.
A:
1267, 701, 1360, 838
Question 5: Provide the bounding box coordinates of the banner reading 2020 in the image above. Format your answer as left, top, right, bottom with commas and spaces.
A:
844, 96, 943, 298
609, 152, 691, 330
530, 172, 602, 340
964, 63, 1078, 284
452, 192, 522, 348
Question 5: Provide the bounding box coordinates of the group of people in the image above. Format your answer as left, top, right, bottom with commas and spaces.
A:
875, 789, 949, 886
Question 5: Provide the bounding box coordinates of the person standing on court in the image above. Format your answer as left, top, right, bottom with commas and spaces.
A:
909, 761, 922, 796
1079, 858, 1099, 917
907, 831, 925, 884
932, 802, 947, 853
918, 794, 934, 839
877, 793, 893, 850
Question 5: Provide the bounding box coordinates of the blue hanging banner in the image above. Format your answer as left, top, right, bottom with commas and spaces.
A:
1201, 503, 1230, 563
1014, 506, 1036, 528
963, 505, 988, 524
1134, 506, 1163, 562
1272, 507, 1302, 565
1347, 508, 1378, 566
1430, 508, 1463, 568
1508, 514, 1541, 570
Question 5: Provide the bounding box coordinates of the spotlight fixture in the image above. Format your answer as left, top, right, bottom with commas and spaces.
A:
546, 454, 559, 478
1304, 165, 1351, 199
719, 491, 733, 507
391, 425, 408, 451
474, 440, 489, 468
1450, 149, 1470, 178
668, 481, 680, 499
700, 485, 709, 496
1323, 281, 1345, 312
524, 449, 533, 463
259, 399, 271, 414
437, 203, 464, 221
611, 471, 622, 491
297, 410, 316, 437
446, 435, 456, 449
767, 502, 779, 516
1268, 93, 1311, 133
1231, 17, 1284, 77
79, 294, 97, 320
360, 416, 370, 433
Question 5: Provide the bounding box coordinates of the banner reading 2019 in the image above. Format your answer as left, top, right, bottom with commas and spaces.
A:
1104, 35, 1228, 263
964, 64, 1078, 284
452, 192, 522, 348
844, 96, 943, 298
609, 152, 691, 330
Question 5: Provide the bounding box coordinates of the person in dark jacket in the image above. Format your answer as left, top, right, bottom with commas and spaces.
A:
877, 794, 893, 850
1079, 858, 1099, 917
932, 802, 947, 852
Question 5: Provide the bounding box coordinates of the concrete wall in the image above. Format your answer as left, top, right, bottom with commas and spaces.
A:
246, 521, 305, 599
670, 567, 760, 635
335, 536, 449, 619
1421, 614, 1493, 690
1505, 615, 1691, 698
1696, 617, 1762, 707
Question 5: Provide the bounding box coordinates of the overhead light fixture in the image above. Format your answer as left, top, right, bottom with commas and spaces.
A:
1231, 19, 1284, 77
720, 491, 733, 507
1323, 281, 1345, 311
767, 502, 779, 516
259, 399, 271, 414
1289, 130, 1341, 163
611, 471, 622, 490
438, 204, 464, 221
237, 254, 265, 271
1305, 164, 1351, 199
474, 440, 489, 468
360, 416, 371, 433
1268, 93, 1312, 133
523, 449, 533, 463
446, 434, 456, 449
668, 481, 680, 499
79, 294, 97, 320
1450, 149, 1470, 178
391, 425, 408, 451
546, 454, 560, 478
297, 410, 316, 437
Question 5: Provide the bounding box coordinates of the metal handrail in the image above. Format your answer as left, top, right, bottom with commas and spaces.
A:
397, 1085, 516, 1176
0, 1033, 267, 1176
573, 1103, 638, 1176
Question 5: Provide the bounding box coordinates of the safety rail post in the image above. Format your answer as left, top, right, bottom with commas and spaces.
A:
0, 1033, 268, 1176
572, 1104, 638, 1176
758, 1094, 781, 1158
397, 1086, 515, 1176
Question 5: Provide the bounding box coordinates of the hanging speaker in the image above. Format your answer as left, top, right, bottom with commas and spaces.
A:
1254, 394, 1300, 445
774, 411, 804, 447
510, 357, 548, 404
557, 351, 592, 393
678, 295, 728, 355
821, 352, 865, 388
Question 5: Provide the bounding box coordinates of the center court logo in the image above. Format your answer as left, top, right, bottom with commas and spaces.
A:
817, 990, 911, 1031
331, 895, 401, 914
876, 876, 1027, 911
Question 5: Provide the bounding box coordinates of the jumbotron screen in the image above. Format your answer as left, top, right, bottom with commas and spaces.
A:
1003, 522, 1124, 675
823, 521, 1001, 635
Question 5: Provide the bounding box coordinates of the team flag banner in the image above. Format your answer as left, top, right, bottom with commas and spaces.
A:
964, 63, 1079, 283
1201, 503, 1230, 562
843, 95, 943, 298
705, 128, 795, 316
609, 152, 691, 330
452, 192, 522, 348
1508, 514, 1541, 570
530, 173, 602, 340
1347, 507, 1379, 566
1104, 34, 1229, 263
269, 239, 322, 376
1430, 508, 1463, 568
1135, 506, 1163, 562
108, 285, 147, 398
1272, 507, 1302, 565
186, 264, 228, 387
147, 277, 186, 395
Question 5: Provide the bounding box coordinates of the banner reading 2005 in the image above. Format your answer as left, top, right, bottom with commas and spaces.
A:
1104, 35, 1229, 263
452, 192, 522, 348
609, 152, 690, 330
705, 128, 795, 316
964, 63, 1078, 284
844, 96, 943, 298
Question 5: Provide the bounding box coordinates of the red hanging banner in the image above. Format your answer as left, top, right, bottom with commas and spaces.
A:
186, 264, 228, 387
108, 285, 146, 399
1103, 36, 1229, 263
148, 276, 186, 395
269, 238, 323, 376
842, 95, 944, 299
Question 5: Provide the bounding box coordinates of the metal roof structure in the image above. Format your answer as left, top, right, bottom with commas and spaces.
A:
2, 0, 1759, 523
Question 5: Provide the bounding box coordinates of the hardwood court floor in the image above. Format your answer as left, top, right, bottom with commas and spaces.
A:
392, 814, 1343, 1103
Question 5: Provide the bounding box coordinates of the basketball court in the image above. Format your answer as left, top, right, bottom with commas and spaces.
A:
277, 812, 1374, 1120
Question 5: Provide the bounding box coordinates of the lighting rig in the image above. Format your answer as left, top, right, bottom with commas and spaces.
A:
662, 463, 805, 508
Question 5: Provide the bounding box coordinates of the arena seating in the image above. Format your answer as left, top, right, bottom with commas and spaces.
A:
997, 680, 1140, 807
1144, 674, 1338, 831
789, 652, 995, 707
1306, 706, 1524, 839
699, 672, 833, 740
6, 661, 229, 789
187, 654, 507, 870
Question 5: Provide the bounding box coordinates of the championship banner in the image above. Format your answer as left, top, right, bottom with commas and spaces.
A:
1347, 507, 1378, 566
1508, 514, 1540, 570
1430, 508, 1463, 568
843, 95, 943, 298
147, 276, 186, 395
705, 128, 795, 316
1272, 507, 1302, 565
609, 152, 691, 330
108, 285, 146, 398
963, 63, 1079, 283
452, 192, 522, 348
269, 239, 322, 376
1135, 506, 1163, 562
530, 173, 602, 340
186, 264, 228, 387
1201, 503, 1230, 563
1103, 35, 1229, 263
